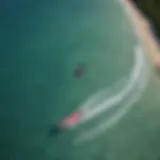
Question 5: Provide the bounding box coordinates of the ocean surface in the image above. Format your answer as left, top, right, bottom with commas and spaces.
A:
1, 0, 160, 160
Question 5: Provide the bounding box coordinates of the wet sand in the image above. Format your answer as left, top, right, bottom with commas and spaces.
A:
121, 0, 160, 68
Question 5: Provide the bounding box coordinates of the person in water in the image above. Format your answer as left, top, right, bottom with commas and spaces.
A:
73, 64, 85, 78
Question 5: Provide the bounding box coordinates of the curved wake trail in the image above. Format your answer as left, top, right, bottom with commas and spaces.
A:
74, 45, 150, 144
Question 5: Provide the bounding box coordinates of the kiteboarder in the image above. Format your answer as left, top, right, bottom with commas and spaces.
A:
59, 112, 80, 127
49, 112, 80, 136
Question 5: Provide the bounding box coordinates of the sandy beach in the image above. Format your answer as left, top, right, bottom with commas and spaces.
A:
121, 0, 160, 68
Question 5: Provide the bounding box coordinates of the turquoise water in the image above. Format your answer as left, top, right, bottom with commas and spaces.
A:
1, 0, 160, 160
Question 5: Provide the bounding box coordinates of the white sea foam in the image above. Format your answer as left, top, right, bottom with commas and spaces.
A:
75, 46, 145, 125
74, 45, 150, 144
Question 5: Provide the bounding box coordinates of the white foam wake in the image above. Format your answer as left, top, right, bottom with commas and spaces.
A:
74, 45, 150, 144
75, 45, 145, 125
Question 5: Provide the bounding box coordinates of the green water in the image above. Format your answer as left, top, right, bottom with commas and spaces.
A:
1, 0, 160, 160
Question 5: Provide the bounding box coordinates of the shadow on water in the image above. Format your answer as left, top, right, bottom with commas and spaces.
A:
48, 124, 64, 137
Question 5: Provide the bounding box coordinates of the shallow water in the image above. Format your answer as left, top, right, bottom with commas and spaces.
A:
1, 0, 160, 160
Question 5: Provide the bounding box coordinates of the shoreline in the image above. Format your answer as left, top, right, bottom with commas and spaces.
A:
121, 0, 160, 69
